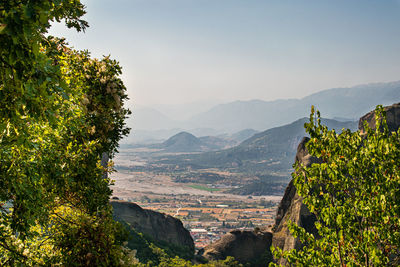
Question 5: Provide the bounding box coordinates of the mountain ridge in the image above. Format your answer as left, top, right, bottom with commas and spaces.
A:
184, 81, 400, 132
157, 117, 358, 175
126, 81, 400, 143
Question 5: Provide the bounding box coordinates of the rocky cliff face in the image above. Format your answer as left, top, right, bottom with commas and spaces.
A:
359, 102, 400, 133
200, 229, 272, 266
271, 137, 319, 263
111, 200, 194, 253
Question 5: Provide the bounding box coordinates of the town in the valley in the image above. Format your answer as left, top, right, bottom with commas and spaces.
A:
111, 166, 281, 249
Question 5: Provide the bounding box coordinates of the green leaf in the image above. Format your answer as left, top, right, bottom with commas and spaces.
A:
0, 24, 6, 34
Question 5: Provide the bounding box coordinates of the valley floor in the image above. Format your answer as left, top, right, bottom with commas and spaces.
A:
111, 169, 281, 249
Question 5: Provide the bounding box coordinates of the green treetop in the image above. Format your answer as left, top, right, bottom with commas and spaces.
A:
271, 106, 400, 266
0, 1, 133, 265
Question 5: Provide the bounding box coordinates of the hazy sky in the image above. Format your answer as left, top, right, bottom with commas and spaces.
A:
49, 0, 400, 107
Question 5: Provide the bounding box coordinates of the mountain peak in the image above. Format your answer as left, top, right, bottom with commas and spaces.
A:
161, 131, 203, 152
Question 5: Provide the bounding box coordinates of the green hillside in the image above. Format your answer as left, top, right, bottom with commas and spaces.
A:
158, 118, 357, 174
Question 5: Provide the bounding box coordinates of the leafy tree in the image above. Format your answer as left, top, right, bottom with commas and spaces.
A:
271, 106, 400, 266
0, 1, 133, 265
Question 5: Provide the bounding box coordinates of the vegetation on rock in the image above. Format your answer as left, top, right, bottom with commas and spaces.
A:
271, 106, 400, 266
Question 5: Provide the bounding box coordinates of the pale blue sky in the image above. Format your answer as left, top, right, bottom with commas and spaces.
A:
49, 0, 400, 107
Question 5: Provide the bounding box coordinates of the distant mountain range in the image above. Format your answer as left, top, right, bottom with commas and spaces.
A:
124, 81, 400, 143
184, 81, 400, 132
157, 118, 358, 174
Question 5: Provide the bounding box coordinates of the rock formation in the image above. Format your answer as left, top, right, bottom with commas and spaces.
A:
271, 137, 319, 265
200, 229, 272, 266
111, 200, 194, 253
359, 102, 400, 133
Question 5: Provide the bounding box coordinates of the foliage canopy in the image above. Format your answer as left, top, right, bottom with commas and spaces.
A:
0, 1, 133, 265
271, 106, 400, 266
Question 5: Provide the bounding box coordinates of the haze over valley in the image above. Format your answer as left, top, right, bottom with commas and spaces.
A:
112, 80, 400, 250
5, 0, 400, 265
124, 81, 400, 143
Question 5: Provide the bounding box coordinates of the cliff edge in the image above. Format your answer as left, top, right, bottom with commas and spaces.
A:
111, 200, 194, 253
